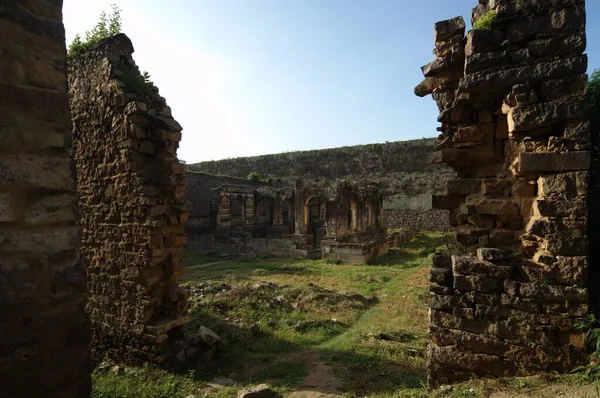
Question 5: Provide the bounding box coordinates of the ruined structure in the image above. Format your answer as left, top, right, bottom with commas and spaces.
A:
187, 176, 388, 263
417, 0, 590, 388
188, 139, 454, 231
0, 1, 91, 396
69, 34, 189, 364
293, 179, 389, 263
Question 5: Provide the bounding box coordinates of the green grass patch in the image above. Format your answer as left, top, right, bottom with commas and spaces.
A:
473, 10, 497, 31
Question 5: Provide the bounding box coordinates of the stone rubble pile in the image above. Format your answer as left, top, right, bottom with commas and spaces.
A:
416, 0, 590, 389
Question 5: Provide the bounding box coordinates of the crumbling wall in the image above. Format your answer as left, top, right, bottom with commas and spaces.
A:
0, 1, 91, 396
188, 139, 455, 230
69, 34, 189, 364
186, 172, 267, 235
383, 209, 451, 231
417, 0, 590, 388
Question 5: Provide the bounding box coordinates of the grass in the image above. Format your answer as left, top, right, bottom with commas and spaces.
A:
92, 230, 598, 397
93, 231, 448, 397
472, 10, 496, 31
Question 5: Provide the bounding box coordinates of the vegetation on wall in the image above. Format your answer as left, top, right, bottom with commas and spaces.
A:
472, 10, 497, 31
121, 69, 153, 95
68, 4, 122, 57
247, 171, 262, 182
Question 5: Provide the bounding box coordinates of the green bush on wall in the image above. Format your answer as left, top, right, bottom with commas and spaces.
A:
472, 10, 497, 31
68, 4, 122, 57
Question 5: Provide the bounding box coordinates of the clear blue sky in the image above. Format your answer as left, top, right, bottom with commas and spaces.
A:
64, 1, 600, 163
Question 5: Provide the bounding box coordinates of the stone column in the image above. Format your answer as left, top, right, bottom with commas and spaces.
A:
0, 1, 91, 396
417, 0, 590, 389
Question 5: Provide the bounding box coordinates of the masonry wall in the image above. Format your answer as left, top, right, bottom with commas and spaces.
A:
186, 172, 267, 234
384, 209, 451, 232
0, 2, 91, 396
188, 139, 455, 230
69, 34, 189, 364
418, 0, 590, 388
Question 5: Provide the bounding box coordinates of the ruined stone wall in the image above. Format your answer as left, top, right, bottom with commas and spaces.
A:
383, 209, 451, 232
69, 34, 189, 364
418, 0, 590, 388
0, 1, 91, 396
186, 171, 267, 234
188, 139, 455, 230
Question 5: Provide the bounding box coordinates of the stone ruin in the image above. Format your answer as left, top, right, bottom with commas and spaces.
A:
1, 0, 598, 396
0, 1, 91, 396
186, 174, 389, 264
293, 179, 389, 264
68, 34, 190, 363
416, 0, 591, 389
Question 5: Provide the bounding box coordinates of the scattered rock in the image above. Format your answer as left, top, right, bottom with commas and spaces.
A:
198, 326, 221, 346
208, 376, 235, 388
238, 384, 277, 398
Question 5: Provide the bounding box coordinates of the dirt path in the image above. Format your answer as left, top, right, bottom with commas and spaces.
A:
284, 351, 342, 398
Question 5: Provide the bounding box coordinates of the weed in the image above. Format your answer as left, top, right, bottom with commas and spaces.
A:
472, 10, 497, 31
120, 69, 153, 95
574, 314, 600, 381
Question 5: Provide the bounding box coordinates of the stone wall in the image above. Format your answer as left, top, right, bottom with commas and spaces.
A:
186, 171, 267, 234
384, 209, 451, 232
188, 139, 455, 230
0, 1, 91, 396
69, 34, 189, 364
418, 0, 590, 388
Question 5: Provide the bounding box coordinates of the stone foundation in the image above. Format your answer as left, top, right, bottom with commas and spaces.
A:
69, 34, 189, 364
0, 1, 91, 396
417, 0, 590, 389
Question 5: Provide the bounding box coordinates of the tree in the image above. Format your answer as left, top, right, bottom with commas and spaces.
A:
68, 4, 122, 57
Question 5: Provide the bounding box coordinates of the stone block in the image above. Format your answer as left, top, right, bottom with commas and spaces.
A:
430, 268, 453, 286
434, 16, 466, 43
454, 274, 499, 293
519, 151, 590, 173
0, 226, 79, 254
433, 252, 452, 270
0, 155, 74, 190
545, 232, 588, 256
459, 55, 588, 93
511, 178, 536, 197
508, 100, 587, 134
473, 198, 519, 215
452, 255, 513, 278
519, 282, 587, 303
453, 125, 483, 143
0, 192, 18, 222
538, 171, 589, 197
482, 178, 511, 197
553, 256, 588, 286
477, 248, 514, 262
446, 179, 482, 195
24, 194, 77, 226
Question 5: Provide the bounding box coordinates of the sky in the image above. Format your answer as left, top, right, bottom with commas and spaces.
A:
63, 1, 600, 163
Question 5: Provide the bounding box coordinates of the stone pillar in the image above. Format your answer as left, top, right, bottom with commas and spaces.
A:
417, 0, 590, 389
69, 34, 189, 364
0, 1, 91, 396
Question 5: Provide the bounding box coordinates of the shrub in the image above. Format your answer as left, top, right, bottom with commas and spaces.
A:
473, 10, 497, 31
68, 4, 122, 58
120, 69, 153, 95
247, 171, 261, 182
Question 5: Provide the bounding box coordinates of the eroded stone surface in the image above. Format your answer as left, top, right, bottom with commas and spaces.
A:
69, 34, 189, 364
417, 0, 589, 390
0, 1, 91, 396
